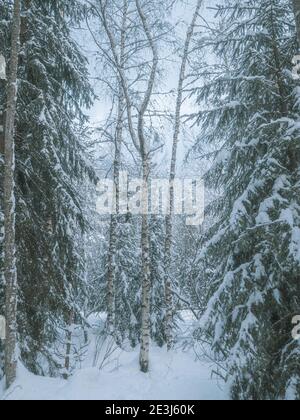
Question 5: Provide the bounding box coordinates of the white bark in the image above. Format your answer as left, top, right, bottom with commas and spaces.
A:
89, 0, 159, 372
0, 55, 6, 156
164, 0, 202, 350
134, 0, 158, 373
106, 0, 128, 335
4, 0, 21, 390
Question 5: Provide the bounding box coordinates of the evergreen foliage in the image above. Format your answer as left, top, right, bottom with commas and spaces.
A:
0, 0, 95, 376
194, 0, 300, 400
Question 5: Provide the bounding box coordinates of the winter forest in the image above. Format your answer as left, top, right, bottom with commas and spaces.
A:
0, 0, 300, 401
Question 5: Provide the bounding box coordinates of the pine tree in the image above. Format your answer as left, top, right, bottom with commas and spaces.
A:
194, 0, 300, 400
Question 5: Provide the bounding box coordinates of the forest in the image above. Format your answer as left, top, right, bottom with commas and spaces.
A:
0, 0, 300, 401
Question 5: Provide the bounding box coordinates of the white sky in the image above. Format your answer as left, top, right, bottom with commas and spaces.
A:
77, 0, 218, 178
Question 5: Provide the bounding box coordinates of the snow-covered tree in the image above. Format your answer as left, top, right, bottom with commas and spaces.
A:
0, 0, 95, 378
113, 214, 142, 347
293, 0, 300, 48
193, 0, 300, 400
164, 0, 203, 350
0, 0, 12, 383
149, 215, 166, 347
3, 0, 21, 389
86, 0, 174, 371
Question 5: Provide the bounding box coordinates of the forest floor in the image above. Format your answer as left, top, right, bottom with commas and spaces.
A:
0, 313, 228, 400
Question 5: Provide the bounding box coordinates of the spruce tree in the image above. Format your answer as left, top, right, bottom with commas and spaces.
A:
114, 214, 142, 347
0, 0, 12, 382
4, 0, 21, 389
194, 0, 300, 400
0, 0, 94, 377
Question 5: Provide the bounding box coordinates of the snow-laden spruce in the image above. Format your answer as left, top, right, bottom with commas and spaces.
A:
193, 0, 300, 400
0, 0, 95, 379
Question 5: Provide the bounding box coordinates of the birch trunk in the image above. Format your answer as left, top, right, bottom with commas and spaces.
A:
139, 157, 151, 373
106, 0, 127, 335
106, 93, 124, 333
1, 52, 6, 162
63, 311, 74, 380
92, 0, 158, 372
135, 0, 158, 373
293, 0, 300, 48
164, 0, 202, 350
4, 0, 21, 390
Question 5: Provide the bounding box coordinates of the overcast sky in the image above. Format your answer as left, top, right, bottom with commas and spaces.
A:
77, 0, 218, 177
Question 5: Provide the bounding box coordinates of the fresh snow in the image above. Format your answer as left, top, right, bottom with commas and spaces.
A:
0, 314, 227, 401
0, 350, 226, 401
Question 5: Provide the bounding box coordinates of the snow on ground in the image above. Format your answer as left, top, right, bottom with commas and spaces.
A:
0, 313, 228, 400
0, 348, 226, 400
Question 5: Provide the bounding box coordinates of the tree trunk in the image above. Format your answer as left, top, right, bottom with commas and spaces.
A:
134, 0, 158, 373
0, 78, 5, 156
4, 0, 21, 390
139, 158, 151, 373
106, 0, 127, 335
63, 311, 74, 380
293, 0, 300, 48
0, 52, 6, 156
164, 0, 202, 350
106, 94, 123, 333
92, 0, 158, 372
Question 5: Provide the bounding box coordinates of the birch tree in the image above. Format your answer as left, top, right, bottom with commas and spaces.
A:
0, 2, 11, 383
135, 0, 159, 372
0, 32, 7, 388
0, 55, 5, 156
87, 0, 162, 372
86, 0, 139, 337
164, 0, 202, 350
4, 0, 21, 389
106, 1, 127, 335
